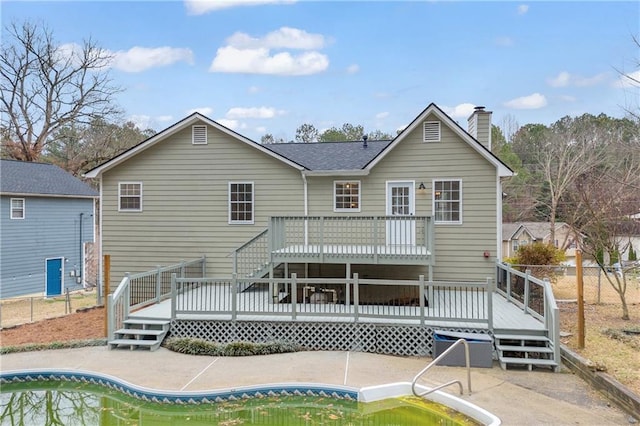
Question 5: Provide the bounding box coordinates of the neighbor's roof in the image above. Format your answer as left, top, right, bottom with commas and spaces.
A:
266, 140, 392, 171
0, 159, 98, 198
502, 221, 569, 241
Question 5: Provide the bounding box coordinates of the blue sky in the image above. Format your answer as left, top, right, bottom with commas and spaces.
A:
3, 1, 639, 141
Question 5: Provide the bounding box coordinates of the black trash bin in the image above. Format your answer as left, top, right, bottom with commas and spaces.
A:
433, 330, 493, 368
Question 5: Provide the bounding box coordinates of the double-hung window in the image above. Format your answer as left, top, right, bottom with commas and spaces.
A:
10, 198, 25, 219
433, 179, 462, 224
119, 182, 142, 212
334, 181, 360, 212
229, 182, 254, 224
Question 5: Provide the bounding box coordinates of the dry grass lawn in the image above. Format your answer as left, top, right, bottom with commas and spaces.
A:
0, 290, 99, 328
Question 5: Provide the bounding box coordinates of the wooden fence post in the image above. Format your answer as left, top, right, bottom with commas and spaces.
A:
576, 250, 585, 348
103, 254, 111, 337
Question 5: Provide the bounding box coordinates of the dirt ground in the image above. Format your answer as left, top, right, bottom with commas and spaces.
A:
0, 306, 106, 346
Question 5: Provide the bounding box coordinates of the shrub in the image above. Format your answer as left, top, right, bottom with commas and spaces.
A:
508, 242, 566, 282
0, 339, 107, 355
163, 337, 299, 357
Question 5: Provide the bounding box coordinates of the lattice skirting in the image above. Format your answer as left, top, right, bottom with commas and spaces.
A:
170, 320, 492, 357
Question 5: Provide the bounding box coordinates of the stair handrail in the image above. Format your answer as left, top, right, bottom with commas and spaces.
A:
231, 228, 269, 276
411, 338, 472, 397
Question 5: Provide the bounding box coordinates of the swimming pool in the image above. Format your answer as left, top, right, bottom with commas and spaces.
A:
0, 369, 500, 425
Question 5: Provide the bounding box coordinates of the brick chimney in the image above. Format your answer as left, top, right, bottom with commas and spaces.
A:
468, 106, 492, 150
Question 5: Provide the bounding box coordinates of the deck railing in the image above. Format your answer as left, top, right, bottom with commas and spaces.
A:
107, 256, 206, 340
170, 273, 491, 325
495, 262, 560, 363
270, 215, 434, 263
233, 229, 269, 278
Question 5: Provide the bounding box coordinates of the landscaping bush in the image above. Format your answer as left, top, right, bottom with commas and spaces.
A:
505, 242, 566, 282
0, 339, 107, 355
163, 337, 299, 357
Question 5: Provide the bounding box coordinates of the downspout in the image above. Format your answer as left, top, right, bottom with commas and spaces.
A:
79, 212, 84, 284
302, 172, 309, 246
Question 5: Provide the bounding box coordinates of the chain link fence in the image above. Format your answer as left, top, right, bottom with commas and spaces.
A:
0, 289, 99, 329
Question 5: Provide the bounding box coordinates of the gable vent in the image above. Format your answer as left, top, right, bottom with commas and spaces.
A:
192, 125, 207, 145
423, 121, 441, 143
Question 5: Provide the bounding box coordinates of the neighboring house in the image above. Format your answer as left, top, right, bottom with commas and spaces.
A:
502, 221, 578, 264
86, 104, 513, 290
0, 160, 98, 298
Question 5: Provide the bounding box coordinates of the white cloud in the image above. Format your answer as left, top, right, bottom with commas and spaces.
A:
156, 115, 174, 122
217, 118, 239, 129
128, 115, 152, 130
547, 71, 608, 88
548, 71, 571, 87
248, 86, 261, 94
255, 126, 267, 133
495, 37, 514, 47
504, 93, 547, 109
226, 106, 285, 119
227, 27, 325, 50
185, 0, 296, 15
210, 46, 328, 75
210, 27, 329, 76
346, 64, 360, 74
442, 103, 476, 119
375, 111, 389, 120
111, 46, 194, 72
517, 4, 529, 15
613, 70, 640, 88
186, 107, 214, 116
558, 95, 577, 102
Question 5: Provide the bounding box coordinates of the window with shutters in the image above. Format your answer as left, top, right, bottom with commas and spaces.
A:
229, 182, 254, 224
119, 182, 142, 212
423, 121, 441, 143
192, 125, 207, 145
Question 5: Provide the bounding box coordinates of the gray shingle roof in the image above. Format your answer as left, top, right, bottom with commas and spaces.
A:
265, 140, 392, 171
0, 160, 98, 197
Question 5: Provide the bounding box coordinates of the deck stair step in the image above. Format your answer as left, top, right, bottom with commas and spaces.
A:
494, 333, 558, 372
108, 319, 170, 351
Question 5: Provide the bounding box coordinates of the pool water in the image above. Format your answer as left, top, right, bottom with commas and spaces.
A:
0, 380, 481, 425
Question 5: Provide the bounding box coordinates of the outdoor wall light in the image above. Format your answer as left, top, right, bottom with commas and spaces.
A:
418, 182, 426, 191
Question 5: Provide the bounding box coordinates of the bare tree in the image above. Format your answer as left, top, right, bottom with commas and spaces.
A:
295, 123, 319, 143
0, 21, 121, 162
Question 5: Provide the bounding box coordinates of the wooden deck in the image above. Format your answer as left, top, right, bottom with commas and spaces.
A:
130, 289, 545, 334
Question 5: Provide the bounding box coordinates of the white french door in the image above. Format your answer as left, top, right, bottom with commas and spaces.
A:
386, 181, 416, 247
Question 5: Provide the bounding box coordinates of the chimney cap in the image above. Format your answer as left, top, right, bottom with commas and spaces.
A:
474, 106, 486, 111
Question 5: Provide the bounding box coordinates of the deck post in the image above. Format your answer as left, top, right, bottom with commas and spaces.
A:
231, 273, 237, 320
373, 218, 379, 264
155, 265, 162, 304
107, 293, 114, 341
291, 273, 297, 320
419, 275, 425, 325
486, 277, 493, 330
505, 264, 512, 302
201, 255, 206, 277
319, 216, 325, 263
353, 273, 359, 323
170, 273, 177, 320
345, 264, 351, 307
524, 269, 531, 314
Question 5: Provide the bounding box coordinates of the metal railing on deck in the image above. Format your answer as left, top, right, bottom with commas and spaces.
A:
495, 262, 560, 364
107, 256, 206, 340
170, 273, 491, 325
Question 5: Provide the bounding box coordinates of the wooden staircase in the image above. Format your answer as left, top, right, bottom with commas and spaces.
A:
108, 319, 170, 351
494, 333, 558, 371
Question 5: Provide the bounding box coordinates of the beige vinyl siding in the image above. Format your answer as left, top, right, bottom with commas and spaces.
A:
102, 123, 303, 287
305, 112, 498, 281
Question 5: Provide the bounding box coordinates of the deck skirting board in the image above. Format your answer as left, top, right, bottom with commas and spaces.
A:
169, 319, 493, 358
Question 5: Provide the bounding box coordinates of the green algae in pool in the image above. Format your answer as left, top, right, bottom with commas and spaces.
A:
0, 381, 482, 425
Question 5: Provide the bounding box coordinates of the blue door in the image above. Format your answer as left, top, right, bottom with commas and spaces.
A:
46, 258, 63, 297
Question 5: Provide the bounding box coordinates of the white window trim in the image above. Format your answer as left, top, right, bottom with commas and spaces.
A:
192, 125, 208, 145
10, 198, 25, 219
432, 178, 462, 225
118, 182, 143, 212
423, 121, 441, 143
228, 181, 254, 225
333, 180, 361, 213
